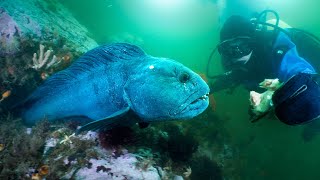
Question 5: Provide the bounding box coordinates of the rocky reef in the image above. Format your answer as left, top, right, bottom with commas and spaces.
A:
0, 111, 227, 179
0, 0, 97, 56
0, 0, 98, 113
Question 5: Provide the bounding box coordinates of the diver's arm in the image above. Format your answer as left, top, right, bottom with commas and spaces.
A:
209, 71, 241, 94
273, 32, 316, 82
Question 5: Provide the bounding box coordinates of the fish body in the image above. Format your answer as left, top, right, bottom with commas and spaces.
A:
22, 43, 209, 132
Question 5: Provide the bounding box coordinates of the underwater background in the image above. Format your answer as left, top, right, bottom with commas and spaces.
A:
1, 0, 320, 179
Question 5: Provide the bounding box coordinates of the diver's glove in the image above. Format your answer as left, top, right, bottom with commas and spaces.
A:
272, 73, 320, 125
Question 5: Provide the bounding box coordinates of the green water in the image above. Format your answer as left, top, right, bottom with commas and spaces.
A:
61, 0, 320, 179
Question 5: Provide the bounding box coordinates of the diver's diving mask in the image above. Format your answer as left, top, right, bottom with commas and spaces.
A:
218, 36, 253, 59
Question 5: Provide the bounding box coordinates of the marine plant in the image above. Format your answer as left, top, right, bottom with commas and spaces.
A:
190, 155, 223, 180
0, 117, 50, 179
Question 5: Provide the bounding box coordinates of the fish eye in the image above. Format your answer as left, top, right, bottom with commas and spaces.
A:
179, 73, 190, 83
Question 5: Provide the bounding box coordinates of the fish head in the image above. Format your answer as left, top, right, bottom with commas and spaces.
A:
124, 57, 209, 121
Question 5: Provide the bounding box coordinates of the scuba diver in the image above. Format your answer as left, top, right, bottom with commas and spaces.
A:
207, 10, 320, 141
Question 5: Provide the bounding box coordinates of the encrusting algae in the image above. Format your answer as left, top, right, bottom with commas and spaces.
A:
0, 143, 4, 151
38, 165, 50, 176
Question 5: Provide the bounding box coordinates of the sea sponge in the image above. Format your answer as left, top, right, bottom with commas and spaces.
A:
38, 165, 49, 176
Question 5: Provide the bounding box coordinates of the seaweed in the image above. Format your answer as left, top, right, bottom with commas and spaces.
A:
190, 155, 223, 180
0, 114, 101, 179
98, 126, 136, 149
0, 117, 50, 179
167, 130, 199, 162
43, 129, 99, 179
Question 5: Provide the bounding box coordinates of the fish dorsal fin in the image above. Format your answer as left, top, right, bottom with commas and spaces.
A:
23, 43, 146, 105
51, 43, 146, 81
75, 106, 132, 135
66, 43, 146, 78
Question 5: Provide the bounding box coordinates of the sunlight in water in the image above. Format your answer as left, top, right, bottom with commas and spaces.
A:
120, 0, 217, 38
147, 0, 185, 9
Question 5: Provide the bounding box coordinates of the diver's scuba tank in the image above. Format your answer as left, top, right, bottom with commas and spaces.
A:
251, 10, 320, 73
288, 28, 320, 72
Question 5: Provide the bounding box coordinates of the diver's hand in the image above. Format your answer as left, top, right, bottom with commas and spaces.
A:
248, 91, 274, 123
249, 78, 283, 122
249, 91, 273, 115
259, 78, 282, 91
250, 79, 282, 115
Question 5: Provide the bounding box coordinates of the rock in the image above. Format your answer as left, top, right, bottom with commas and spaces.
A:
0, 0, 98, 57
173, 175, 184, 180
0, 8, 21, 56
74, 154, 161, 180
44, 130, 162, 179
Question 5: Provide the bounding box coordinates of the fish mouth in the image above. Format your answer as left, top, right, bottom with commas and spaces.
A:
193, 93, 210, 101
170, 91, 209, 118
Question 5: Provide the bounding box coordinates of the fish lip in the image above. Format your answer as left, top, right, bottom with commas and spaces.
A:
170, 90, 210, 116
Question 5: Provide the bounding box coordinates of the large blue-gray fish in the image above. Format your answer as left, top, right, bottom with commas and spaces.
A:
22, 43, 209, 134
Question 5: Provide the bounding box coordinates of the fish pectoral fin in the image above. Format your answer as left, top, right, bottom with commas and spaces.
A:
75, 106, 131, 135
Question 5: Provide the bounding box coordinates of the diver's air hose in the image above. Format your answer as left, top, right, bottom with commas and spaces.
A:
206, 46, 220, 79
